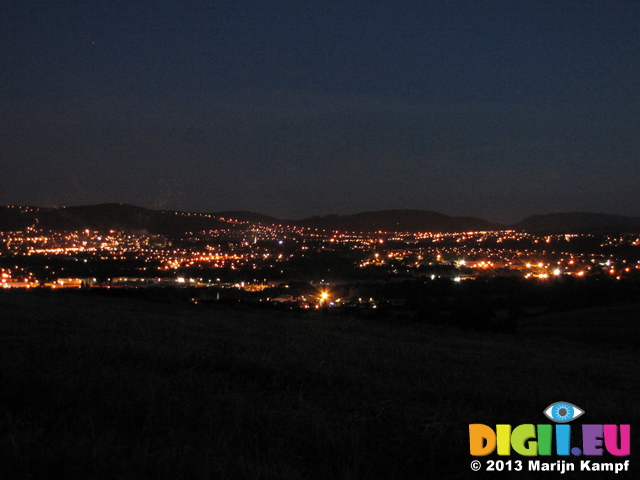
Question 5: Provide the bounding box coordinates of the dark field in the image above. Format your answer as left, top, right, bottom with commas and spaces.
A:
1, 290, 638, 479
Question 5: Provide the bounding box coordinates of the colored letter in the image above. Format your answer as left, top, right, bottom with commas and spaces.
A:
512, 424, 537, 456
497, 424, 511, 455
537, 424, 552, 456
604, 425, 631, 456
555, 424, 571, 455
582, 425, 604, 456
469, 424, 496, 456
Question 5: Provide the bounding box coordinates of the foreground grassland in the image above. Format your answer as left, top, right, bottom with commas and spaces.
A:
1, 290, 638, 479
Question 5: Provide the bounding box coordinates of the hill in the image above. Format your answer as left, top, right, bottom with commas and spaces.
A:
0, 206, 41, 231
0, 204, 228, 234
1, 290, 638, 479
294, 209, 502, 232
520, 302, 640, 349
3, 204, 640, 234
213, 211, 284, 225
514, 212, 640, 234
0, 205, 502, 234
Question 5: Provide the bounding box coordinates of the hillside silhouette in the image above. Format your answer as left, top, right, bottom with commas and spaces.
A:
2, 204, 640, 234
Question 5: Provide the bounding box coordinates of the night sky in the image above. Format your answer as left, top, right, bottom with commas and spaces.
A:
2, 1, 639, 223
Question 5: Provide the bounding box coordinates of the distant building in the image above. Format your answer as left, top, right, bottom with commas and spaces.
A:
143, 235, 171, 248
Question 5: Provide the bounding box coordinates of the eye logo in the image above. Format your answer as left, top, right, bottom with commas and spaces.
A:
543, 401, 584, 423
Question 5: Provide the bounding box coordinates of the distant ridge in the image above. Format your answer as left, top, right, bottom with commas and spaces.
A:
292, 210, 502, 233
214, 211, 283, 225
514, 212, 640, 234
0, 204, 227, 234
2, 204, 640, 234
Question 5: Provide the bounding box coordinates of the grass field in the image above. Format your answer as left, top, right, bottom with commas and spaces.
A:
1, 289, 638, 479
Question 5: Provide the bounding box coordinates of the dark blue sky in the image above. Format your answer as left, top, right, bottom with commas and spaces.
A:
2, 1, 639, 222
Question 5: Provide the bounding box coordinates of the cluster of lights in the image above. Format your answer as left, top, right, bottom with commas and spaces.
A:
1, 217, 639, 289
